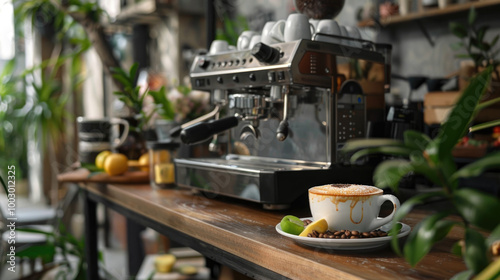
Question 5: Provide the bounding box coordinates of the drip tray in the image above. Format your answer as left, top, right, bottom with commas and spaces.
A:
176, 154, 326, 173
174, 155, 375, 209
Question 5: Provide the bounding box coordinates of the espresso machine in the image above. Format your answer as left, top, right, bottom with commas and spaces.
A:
174, 34, 392, 209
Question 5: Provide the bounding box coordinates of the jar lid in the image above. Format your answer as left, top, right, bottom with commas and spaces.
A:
147, 140, 181, 150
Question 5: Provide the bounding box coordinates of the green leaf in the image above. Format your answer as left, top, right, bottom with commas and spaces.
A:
17, 244, 56, 263
435, 67, 493, 163
454, 188, 500, 231
403, 130, 431, 152
450, 42, 465, 51
350, 146, 413, 163
468, 6, 477, 25
452, 241, 463, 257
17, 227, 55, 236
110, 66, 128, 78
80, 162, 102, 172
342, 138, 404, 153
111, 74, 132, 89
455, 54, 473, 59
450, 151, 500, 182
475, 258, 500, 280
374, 156, 442, 191
129, 62, 139, 82
373, 159, 414, 191
450, 22, 468, 39
476, 26, 488, 45
464, 228, 489, 274
476, 96, 500, 112
0, 175, 7, 194
486, 223, 500, 247
403, 212, 458, 266
389, 191, 447, 256
491, 34, 499, 48
0, 59, 16, 83
450, 270, 474, 280
388, 222, 402, 236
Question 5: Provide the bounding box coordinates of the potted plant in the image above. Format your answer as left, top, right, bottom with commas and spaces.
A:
342, 66, 500, 279
450, 7, 500, 87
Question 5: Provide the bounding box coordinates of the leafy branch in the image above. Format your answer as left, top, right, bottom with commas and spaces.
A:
111, 63, 175, 132
450, 7, 500, 80
343, 66, 500, 277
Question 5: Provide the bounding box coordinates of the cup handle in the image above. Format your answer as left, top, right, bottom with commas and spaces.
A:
270, 20, 285, 42
309, 23, 316, 37
370, 194, 401, 230
110, 118, 129, 147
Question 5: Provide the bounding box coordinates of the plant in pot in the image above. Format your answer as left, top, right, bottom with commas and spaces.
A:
450, 7, 500, 86
110, 63, 178, 158
342, 66, 500, 279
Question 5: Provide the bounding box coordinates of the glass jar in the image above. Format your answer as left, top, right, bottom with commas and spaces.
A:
147, 141, 180, 189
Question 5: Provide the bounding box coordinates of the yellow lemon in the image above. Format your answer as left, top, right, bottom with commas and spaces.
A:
104, 153, 129, 176
299, 218, 328, 237
95, 150, 111, 169
154, 254, 176, 273
138, 153, 150, 172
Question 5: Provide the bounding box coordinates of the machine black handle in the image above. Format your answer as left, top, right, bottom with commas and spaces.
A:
180, 116, 239, 145
169, 126, 183, 138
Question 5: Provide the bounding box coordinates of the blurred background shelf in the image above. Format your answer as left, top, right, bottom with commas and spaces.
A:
359, 0, 500, 27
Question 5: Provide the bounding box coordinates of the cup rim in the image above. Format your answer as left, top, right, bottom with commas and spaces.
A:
308, 184, 383, 196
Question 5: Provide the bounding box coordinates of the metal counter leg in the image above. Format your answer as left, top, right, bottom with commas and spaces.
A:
126, 218, 145, 277
83, 190, 99, 280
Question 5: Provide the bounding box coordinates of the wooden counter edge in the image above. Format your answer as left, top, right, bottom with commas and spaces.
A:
83, 184, 368, 280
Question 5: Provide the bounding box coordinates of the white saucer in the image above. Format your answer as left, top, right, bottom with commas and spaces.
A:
275, 218, 411, 251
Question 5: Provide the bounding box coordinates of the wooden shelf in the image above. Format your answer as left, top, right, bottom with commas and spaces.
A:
359, 0, 500, 27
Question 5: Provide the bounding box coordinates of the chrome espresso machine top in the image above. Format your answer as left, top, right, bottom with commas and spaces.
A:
175, 35, 392, 209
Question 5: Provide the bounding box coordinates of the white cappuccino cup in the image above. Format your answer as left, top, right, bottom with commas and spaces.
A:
308, 184, 400, 232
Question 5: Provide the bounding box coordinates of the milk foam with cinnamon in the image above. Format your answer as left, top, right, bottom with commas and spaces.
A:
309, 184, 383, 196
308, 184, 399, 232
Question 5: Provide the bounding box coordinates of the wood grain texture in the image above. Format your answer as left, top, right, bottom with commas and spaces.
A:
57, 168, 149, 184
75, 181, 467, 280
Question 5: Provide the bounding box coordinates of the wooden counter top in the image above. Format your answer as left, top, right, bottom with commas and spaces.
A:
74, 181, 466, 280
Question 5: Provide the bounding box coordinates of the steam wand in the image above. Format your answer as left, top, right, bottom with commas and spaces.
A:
276, 86, 290, 141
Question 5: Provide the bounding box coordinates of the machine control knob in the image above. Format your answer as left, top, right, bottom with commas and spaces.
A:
197, 57, 210, 69
251, 43, 280, 64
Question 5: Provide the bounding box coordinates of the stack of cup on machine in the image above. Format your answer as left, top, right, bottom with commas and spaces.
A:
221, 13, 363, 55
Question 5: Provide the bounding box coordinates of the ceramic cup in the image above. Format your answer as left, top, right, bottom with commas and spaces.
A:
284, 13, 315, 42
346, 26, 362, 47
308, 184, 400, 232
315, 19, 341, 43
339, 25, 349, 46
209, 40, 229, 54
261, 21, 278, 45
268, 20, 286, 43
237, 30, 258, 50
309, 19, 321, 30
77, 117, 129, 164
248, 35, 262, 50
